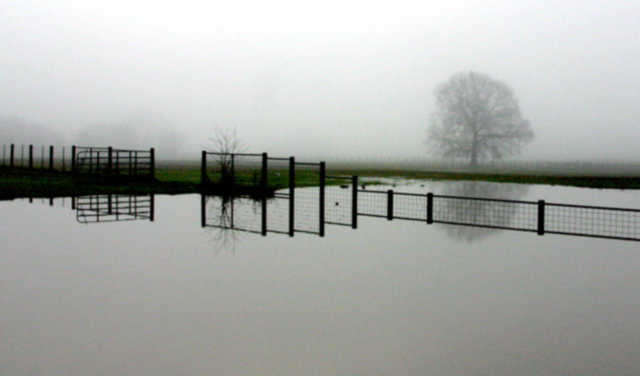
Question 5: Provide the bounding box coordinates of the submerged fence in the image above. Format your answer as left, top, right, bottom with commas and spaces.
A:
200, 151, 640, 241
358, 190, 640, 241
201, 152, 326, 236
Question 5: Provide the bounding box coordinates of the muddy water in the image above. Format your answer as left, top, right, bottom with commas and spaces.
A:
1, 183, 639, 375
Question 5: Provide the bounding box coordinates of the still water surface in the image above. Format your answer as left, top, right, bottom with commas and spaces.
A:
1, 182, 639, 375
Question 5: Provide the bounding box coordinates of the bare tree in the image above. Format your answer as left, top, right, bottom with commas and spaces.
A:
206, 126, 247, 183
426, 72, 534, 167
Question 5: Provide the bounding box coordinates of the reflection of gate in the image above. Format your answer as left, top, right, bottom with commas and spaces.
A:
75, 194, 154, 224
73, 146, 155, 181
200, 153, 327, 236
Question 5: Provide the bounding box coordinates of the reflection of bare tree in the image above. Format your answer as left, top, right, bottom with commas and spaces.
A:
439, 181, 529, 242
203, 195, 263, 253
204, 196, 242, 253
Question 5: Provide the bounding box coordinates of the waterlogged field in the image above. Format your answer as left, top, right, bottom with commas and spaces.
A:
1, 182, 640, 376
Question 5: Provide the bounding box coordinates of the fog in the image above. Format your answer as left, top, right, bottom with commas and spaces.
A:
1, 1, 639, 161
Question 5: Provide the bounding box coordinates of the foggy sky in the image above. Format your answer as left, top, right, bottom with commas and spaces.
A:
1, 1, 639, 160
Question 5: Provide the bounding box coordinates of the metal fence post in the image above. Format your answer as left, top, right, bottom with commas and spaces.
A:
201, 151, 207, 184
150, 194, 155, 222
71, 145, 76, 175
538, 200, 545, 236
261, 153, 268, 236
200, 194, 206, 227
387, 190, 394, 220
150, 148, 155, 179
49, 146, 54, 171
289, 156, 295, 237
427, 193, 433, 224
319, 161, 325, 237
352, 176, 358, 229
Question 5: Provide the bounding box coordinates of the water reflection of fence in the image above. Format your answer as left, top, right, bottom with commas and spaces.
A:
201, 152, 326, 236
74, 195, 155, 224
358, 190, 640, 241
199, 152, 640, 242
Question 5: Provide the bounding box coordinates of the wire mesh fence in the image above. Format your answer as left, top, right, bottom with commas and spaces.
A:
325, 176, 356, 227
432, 195, 538, 232
545, 203, 640, 240
293, 163, 323, 235
358, 190, 389, 218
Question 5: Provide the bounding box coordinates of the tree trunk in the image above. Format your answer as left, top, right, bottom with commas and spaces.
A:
470, 131, 479, 168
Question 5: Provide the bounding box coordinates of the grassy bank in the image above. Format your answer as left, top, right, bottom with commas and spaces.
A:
2, 164, 640, 200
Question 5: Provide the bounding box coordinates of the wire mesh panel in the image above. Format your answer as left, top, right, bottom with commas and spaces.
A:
325, 176, 354, 226
233, 154, 264, 188
546, 203, 640, 240
204, 153, 263, 187
294, 163, 322, 234
204, 196, 263, 234
394, 192, 428, 221
266, 157, 290, 193
358, 190, 388, 218
432, 195, 538, 231
76, 194, 154, 223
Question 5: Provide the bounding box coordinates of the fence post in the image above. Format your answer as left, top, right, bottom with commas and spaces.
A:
201, 151, 207, 184
10, 144, 15, 168
41, 146, 44, 169
261, 153, 268, 236
289, 157, 295, 237
387, 190, 394, 220
427, 193, 433, 224
231, 154, 235, 185
150, 194, 155, 222
150, 148, 155, 179
319, 161, 325, 237
352, 175, 358, 229
49, 146, 54, 171
537, 200, 545, 236
200, 194, 206, 227
71, 145, 76, 176
29, 145, 33, 169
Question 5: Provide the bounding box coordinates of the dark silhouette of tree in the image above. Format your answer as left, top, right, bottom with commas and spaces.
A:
427, 72, 534, 167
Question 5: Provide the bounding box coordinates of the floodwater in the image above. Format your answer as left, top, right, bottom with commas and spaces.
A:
1, 182, 640, 376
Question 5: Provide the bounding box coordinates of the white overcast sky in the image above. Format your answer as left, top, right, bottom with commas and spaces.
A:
1, 0, 639, 160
